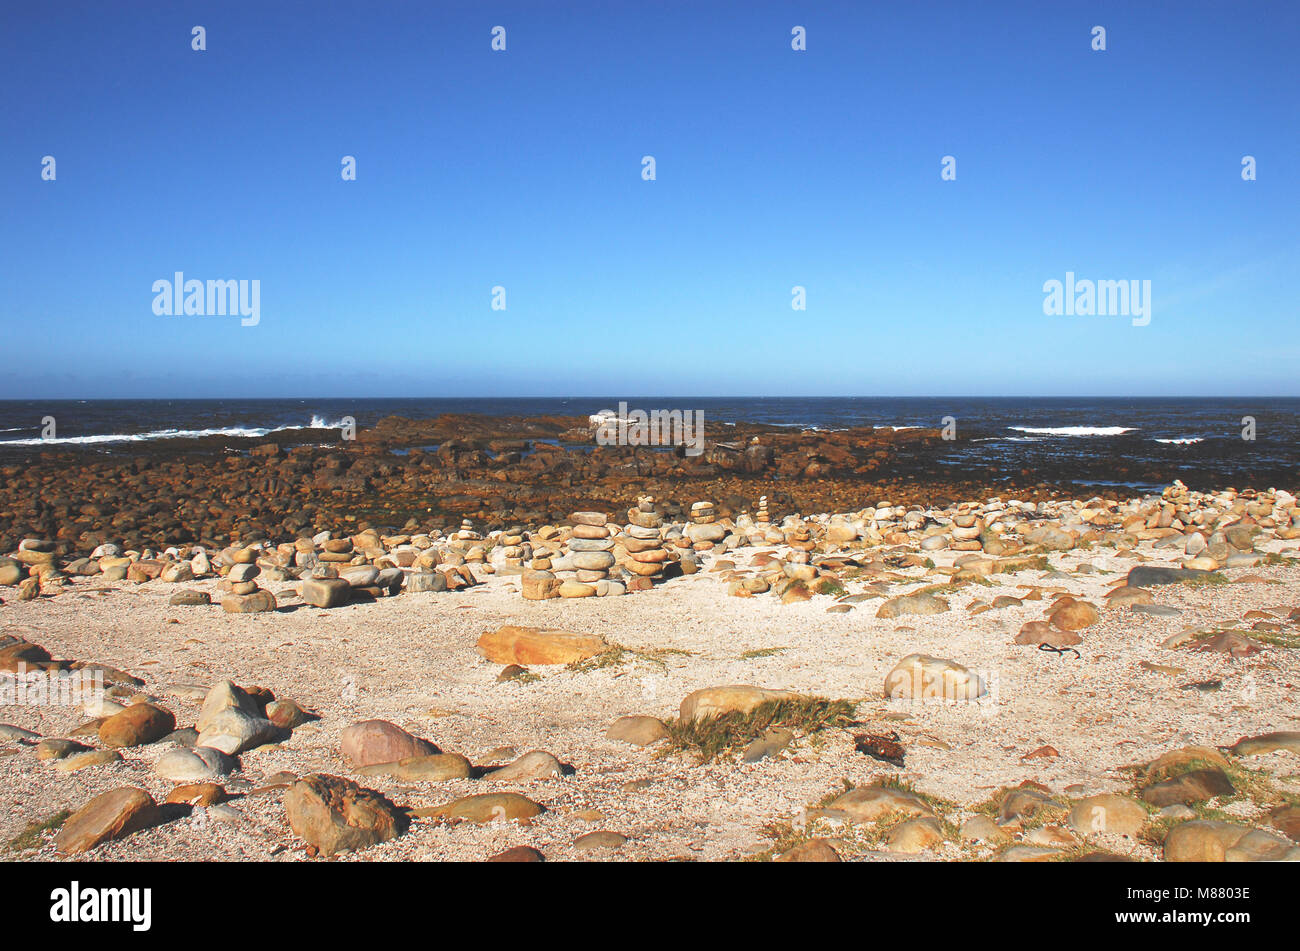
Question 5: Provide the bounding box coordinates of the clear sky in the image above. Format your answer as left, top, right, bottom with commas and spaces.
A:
2, 1, 1296, 398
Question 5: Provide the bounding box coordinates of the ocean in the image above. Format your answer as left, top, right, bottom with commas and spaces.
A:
0, 397, 1295, 491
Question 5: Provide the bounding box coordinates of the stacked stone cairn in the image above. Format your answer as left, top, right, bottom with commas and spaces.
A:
620, 496, 669, 591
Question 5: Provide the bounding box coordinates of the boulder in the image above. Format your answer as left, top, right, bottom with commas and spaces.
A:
476, 625, 607, 665
284, 774, 406, 856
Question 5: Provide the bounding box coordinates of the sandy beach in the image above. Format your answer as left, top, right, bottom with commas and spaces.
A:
4, 487, 1299, 863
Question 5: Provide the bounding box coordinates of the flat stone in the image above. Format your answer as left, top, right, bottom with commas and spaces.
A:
774, 838, 841, 862
605, 716, 669, 746
822, 784, 934, 824
884, 654, 986, 701
1164, 820, 1300, 862
477, 625, 608, 665
356, 753, 473, 782
56, 787, 159, 854
1068, 793, 1148, 838
876, 593, 949, 619
678, 685, 805, 722
415, 792, 544, 824
155, 746, 237, 782
489, 750, 565, 781
1142, 768, 1235, 807
574, 830, 627, 851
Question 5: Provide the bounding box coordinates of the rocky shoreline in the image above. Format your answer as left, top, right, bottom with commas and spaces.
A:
2, 478, 1299, 862
4, 412, 1292, 560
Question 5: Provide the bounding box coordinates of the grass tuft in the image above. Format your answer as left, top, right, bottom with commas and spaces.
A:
661, 697, 858, 763
6, 810, 71, 853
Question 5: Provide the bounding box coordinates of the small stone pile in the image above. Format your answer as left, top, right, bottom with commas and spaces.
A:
755, 495, 771, 524
621, 496, 668, 592
219, 550, 277, 614
565, 512, 617, 595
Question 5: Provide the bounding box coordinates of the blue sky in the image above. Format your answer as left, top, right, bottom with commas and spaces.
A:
1, 1, 1296, 398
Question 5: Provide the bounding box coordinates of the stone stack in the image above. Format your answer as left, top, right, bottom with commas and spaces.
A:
684, 498, 728, 553
621, 497, 668, 592
219, 549, 277, 614
949, 508, 984, 552
784, 520, 816, 553
562, 512, 616, 597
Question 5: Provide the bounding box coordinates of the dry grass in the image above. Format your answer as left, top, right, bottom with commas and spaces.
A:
662, 697, 859, 763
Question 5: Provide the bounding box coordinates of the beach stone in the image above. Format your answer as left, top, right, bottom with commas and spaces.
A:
1145, 745, 1230, 783
1269, 805, 1300, 842
520, 570, 561, 600
1142, 768, 1235, 807
419, 792, 544, 824
1049, 599, 1099, 631
284, 773, 405, 856
774, 838, 841, 862
301, 578, 351, 607
741, 728, 795, 762
56, 787, 159, 854
887, 816, 945, 853
558, 580, 597, 598
1068, 794, 1147, 837
1133, 604, 1182, 617
165, 783, 226, 807
488, 845, 546, 862
1014, 620, 1081, 647
98, 703, 175, 748
197, 680, 263, 731
155, 746, 237, 782
35, 738, 90, 761
1127, 565, 1211, 587
1164, 820, 1300, 862
606, 715, 669, 746
824, 783, 934, 823
574, 830, 627, 851
1105, 586, 1154, 608
876, 593, 949, 619
56, 749, 123, 772
221, 590, 277, 613
339, 566, 381, 587
169, 589, 211, 606
1228, 731, 1300, 757
356, 753, 473, 782
0, 723, 42, 742
341, 719, 438, 767
266, 698, 313, 730
997, 785, 1065, 823
884, 654, 986, 701
406, 571, 447, 593
477, 625, 607, 665
196, 709, 277, 756
490, 750, 564, 781
960, 815, 1011, 845
997, 845, 1065, 862
678, 685, 805, 722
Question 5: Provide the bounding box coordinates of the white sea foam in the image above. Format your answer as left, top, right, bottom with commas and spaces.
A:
0, 417, 348, 446
1154, 437, 1204, 445
1008, 426, 1136, 437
